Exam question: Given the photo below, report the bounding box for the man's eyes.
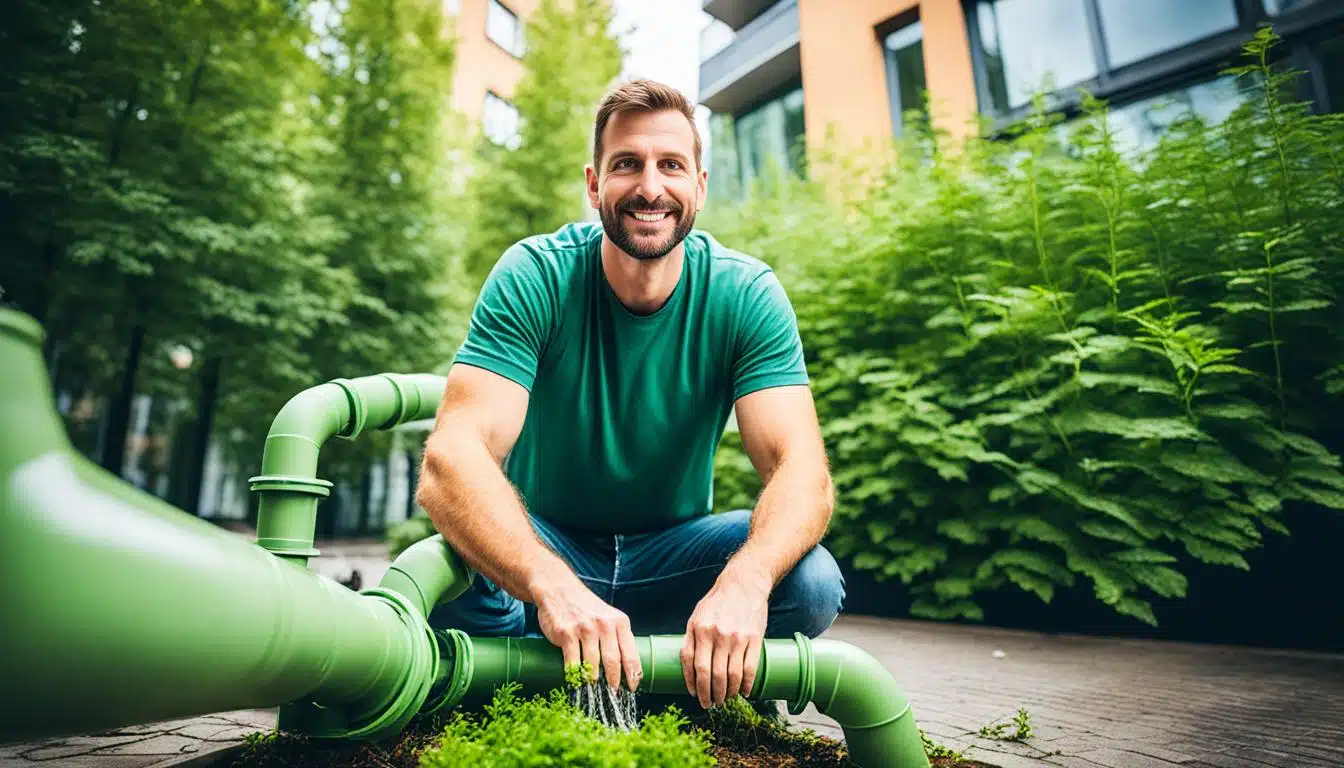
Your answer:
[612,158,684,171]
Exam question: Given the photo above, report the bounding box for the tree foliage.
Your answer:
[706,28,1344,625]
[462,0,623,282]
[0,0,468,496]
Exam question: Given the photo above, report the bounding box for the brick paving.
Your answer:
[4,542,1341,768]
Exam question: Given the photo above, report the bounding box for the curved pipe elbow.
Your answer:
[810,638,930,768]
[378,534,475,618]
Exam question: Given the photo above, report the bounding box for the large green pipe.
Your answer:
[0,310,446,744]
[0,307,930,766]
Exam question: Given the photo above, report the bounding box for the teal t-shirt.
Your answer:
[452,221,809,534]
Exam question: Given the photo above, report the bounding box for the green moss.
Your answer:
[418,683,714,768]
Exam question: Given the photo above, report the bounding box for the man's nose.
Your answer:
[633,163,666,200]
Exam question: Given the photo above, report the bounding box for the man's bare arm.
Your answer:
[681,383,834,707]
[724,384,834,590]
[414,363,641,691]
[415,364,572,600]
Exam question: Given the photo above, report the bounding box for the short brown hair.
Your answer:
[592,79,702,171]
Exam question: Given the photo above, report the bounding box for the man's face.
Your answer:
[587,109,708,261]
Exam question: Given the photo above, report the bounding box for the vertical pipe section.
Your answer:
[250,373,445,564]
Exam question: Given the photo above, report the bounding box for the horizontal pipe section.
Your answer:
[0,449,416,744]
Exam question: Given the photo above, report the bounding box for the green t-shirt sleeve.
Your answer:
[452,243,555,391]
[731,270,809,400]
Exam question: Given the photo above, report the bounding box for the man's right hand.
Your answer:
[535,578,642,693]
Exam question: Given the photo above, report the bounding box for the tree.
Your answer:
[462,0,624,281]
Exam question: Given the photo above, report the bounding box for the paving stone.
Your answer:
[1070,747,1188,768]
[18,735,154,760]
[99,735,208,757]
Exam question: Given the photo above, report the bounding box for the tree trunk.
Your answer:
[183,355,222,515]
[99,321,146,477]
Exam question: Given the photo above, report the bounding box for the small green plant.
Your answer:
[243,728,279,747]
[565,660,597,688]
[978,708,1034,742]
[418,683,714,767]
[921,728,966,761]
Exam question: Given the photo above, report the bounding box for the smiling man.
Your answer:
[414,80,843,712]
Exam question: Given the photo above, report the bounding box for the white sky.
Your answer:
[610,0,716,158]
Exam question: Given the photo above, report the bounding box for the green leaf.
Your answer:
[1004,567,1056,603]
[1110,548,1178,564]
[1059,410,1207,441]
[1114,597,1159,626]
[1183,539,1250,569]
[937,519,988,544]
[1077,372,1179,396]
[1246,487,1282,514]
[1130,564,1188,598]
[1160,447,1273,485]
[1080,520,1146,546]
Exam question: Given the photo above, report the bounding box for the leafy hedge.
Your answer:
[706,29,1344,625]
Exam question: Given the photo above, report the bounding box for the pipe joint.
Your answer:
[329,378,367,441]
[279,588,439,742]
[787,632,816,716]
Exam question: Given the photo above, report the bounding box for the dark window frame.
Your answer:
[877,8,926,137]
[963,0,1344,132]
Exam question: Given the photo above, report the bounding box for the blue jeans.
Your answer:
[427,509,846,639]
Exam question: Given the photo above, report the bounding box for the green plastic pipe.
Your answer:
[0,307,930,766]
[251,371,444,563]
[0,310,443,745]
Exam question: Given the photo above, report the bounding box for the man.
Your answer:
[414,79,844,712]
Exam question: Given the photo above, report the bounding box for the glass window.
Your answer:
[1318,35,1344,112]
[884,20,928,134]
[482,92,521,149]
[1097,0,1239,69]
[487,0,525,58]
[1264,0,1328,14]
[1107,74,1256,154]
[974,0,1098,112]
[734,86,806,188]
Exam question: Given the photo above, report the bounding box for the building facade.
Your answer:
[447,0,536,147]
[700,0,1344,194]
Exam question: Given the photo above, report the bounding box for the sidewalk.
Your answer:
[4,543,1341,768]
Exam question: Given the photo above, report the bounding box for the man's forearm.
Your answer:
[415,429,580,603]
[723,455,834,591]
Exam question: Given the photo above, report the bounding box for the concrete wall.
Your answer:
[796,0,978,149]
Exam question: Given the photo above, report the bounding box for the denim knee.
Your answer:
[768,545,846,638]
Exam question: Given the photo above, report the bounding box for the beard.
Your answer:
[598,193,697,261]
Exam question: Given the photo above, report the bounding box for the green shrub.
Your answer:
[386,513,437,559]
[418,683,714,768]
[707,28,1344,625]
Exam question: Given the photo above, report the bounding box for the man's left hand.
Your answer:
[680,565,771,708]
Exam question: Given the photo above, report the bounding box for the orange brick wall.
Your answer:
[449,0,538,121]
[796,0,978,148]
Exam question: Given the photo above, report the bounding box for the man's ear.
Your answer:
[585,164,600,210]
[697,166,708,211]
